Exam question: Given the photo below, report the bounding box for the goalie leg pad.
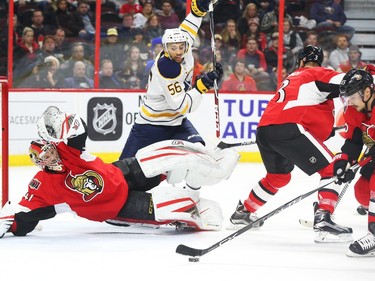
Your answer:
[136,140,239,188]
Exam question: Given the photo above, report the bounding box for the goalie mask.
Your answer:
[29,140,65,173]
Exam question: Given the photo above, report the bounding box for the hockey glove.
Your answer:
[333,153,355,184]
[191,0,211,17]
[194,63,223,94]
[0,201,15,238]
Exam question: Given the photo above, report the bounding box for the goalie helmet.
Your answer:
[162,28,189,58]
[339,68,374,98]
[297,45,323,66]
[29,140,65,173]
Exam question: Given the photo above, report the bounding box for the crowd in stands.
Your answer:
[0,0,369,91]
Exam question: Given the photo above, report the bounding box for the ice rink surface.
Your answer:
[2,163,374,281]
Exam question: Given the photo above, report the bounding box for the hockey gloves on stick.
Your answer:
[194,63,223,94]
[191,0,211,17]
[333,153,356,184]
[0,201,15,238]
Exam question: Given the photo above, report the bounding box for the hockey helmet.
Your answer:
[162,28,189,57]
[297,45,323,66]
[29,139,65,173]
[339,68,374,98]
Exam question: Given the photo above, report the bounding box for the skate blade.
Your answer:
[314,232,353,243]
[346,250,375,257]
[225,222,261,231]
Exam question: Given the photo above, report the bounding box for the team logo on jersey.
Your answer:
[65,170,104,202]
[29,178,41,190]
[87,98,123,141]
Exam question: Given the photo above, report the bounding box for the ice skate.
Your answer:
[227,201,263,230]
[347,223,375,257]
[313,209,353,243]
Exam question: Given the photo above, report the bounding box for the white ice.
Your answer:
[2,163,374,281]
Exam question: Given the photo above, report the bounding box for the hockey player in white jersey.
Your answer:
[119,0,223,160]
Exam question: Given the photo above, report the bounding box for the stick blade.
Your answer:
[176,244,204,257]
[217,141,229,149]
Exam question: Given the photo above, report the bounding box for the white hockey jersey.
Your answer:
[136,13,203,126]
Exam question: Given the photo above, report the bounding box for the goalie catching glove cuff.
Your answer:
[194,63,223,94]
[0,201,15,238]
[333,153,355,184]
[191,0,211,17]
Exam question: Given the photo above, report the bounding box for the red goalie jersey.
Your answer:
[18,142,128,223]
[258,67,343,142]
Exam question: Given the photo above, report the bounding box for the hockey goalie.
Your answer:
[0,106,239,238]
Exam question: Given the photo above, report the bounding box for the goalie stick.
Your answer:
[299,147,369,228]
[217,125,347,149]
[176,164,360,258]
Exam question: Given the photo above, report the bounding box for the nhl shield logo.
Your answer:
[93,103,117,135]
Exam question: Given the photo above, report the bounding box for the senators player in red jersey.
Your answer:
[229,45,354,243]
[337,68,375,257]
[0,106,239,238]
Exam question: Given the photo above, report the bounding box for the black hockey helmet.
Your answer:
[297,45,323,66]
[339,68,374,98]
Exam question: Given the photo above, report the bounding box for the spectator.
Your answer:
[74,0,96,41]
[221,59,258,92]
[329,33,349,70]
[60,42,94,79]
[157,0,180,29]
[336,45,367,73]
[29,9,55,46]
[221,19,242,60]
[54,0,81,38]
[53,28,70,61]
[13,27,40,87]
[133,0,154,28]
[322,49,335,70]
[269,65,288,91]
[310,0,355,40]
[119,0,143,18]
[32,55,63,88]
[99,59,122,89]
[100,28,126,73]
[144,14,164,41]
[192,47,204,82]
[213,0,241,26]
[241,17,267,51]
[304,30,319,47]
[260,0,292,39]
[63,60,94,88]
[141,36,163,88]
[127,28,149,61]
[236,37,270,87]
[237,3,259,36]
[118,13,136,45]
[200,34,226,65]
[283,18,304,63]
[34,35,63,68]
[116,46,145,89]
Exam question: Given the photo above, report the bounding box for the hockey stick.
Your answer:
[176,164,360,258]
[299,147,369,228]
[217,125,347,149]
[208,2,220,138]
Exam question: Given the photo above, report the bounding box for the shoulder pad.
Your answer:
[157,56,182,79]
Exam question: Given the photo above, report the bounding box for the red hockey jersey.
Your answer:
[258,67,342,142]
[18,142,129,222]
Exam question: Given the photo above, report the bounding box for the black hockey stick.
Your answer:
[217,125,347,149]
[176,163,360,258]
[208,2,220,138]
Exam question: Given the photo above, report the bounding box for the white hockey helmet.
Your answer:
[162,28,189,58]
[29,139,65,173]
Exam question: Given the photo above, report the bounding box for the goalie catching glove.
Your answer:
[0,201,15,238]
[37,106,86,142]
[194,63,223,94]
[333,153,356,184]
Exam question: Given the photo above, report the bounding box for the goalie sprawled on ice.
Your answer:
[0,106,239,238]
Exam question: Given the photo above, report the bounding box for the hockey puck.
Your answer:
[357,205,368,215]
[188,257,200,262]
